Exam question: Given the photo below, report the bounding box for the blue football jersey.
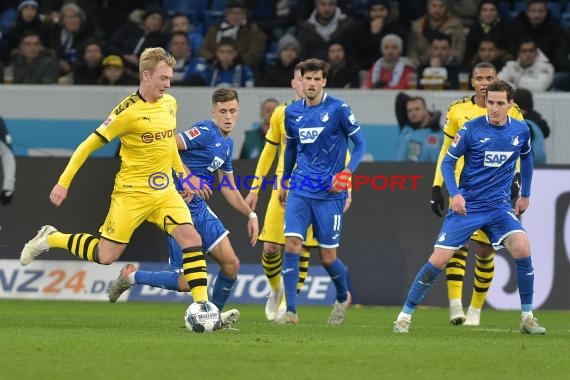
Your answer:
[444,115,531,211]
[178,120,234,185]
[284,93,361,199]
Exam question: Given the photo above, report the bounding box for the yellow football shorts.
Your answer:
[100,188,192,243]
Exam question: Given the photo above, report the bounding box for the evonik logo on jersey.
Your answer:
[299,127,324,144]
[484,151,514,167]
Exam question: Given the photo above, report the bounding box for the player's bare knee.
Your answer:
[263,242,281,256]
[319,248,337,266]
[220,256,239,277]
[284,237,302,253]
[473,241,494,257]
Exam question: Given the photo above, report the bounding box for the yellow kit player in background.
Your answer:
[20,47,210,304]
[245,62,352,322]
[431,62,524,326]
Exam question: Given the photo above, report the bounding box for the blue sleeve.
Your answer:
[243,65,255,87]
[283,137,297,178]
[179,123,211,150]
[520,130,533,197]
[347,129,366,172]
[338,102,366,172]
[442,127,468,196]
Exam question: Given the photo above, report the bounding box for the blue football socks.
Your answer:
[403,262,442,314]
[210,271,237,312]
[514,256,534,312]
[282,252,300,313]
[324,258,348,303]
[134,270,180,291]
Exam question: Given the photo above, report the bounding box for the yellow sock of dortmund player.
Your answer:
[182,246,208,302]
[470,252,494,309]
[262,249,282,292]
[47,232,100,263]
[297,247,310,293]
[446,247,468,301]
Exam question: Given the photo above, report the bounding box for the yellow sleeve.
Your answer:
[58,133,106,188]
[432,106,458,187]
[249,104,284,193]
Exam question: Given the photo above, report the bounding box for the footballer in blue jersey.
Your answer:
[107,89,258,329]
[394,81,546,335]
[275,59,366,325]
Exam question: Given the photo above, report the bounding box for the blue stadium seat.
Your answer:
[203,9,225,30]
[163,0,207,23]
[547,2,561,22]
[210,0,228,11]
[498,1,512,20]
[561,12,570,28]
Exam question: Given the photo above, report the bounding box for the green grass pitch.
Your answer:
[1,300,568,380]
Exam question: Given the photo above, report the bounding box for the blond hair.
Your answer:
[139,47,176,76]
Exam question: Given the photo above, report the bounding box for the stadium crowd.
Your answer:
[0,0,569,91]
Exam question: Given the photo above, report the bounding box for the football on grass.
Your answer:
[184,301,221,333]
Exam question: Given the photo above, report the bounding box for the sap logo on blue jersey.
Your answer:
[484,151,514,167]
[299,127,324,144]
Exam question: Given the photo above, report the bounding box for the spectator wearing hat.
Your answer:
[97,54,137,86]
[366,33,415,89]
[463,0,514,67]
[326,40,359,88]
[296,0,353,62]
[47,2,96,77]
[6,0,51,57]
[342,0,408,71]
[11,30,58,84]
[71,39,104,85]
[109,4,168,78]
[199,0,267,81]
[261,33,301,87]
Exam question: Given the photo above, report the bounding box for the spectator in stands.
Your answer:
[296,0,353,62]
[48,3,95,77]
[168,31,204,85]
[396,95,443,162]
[169,12,204,56]
[463,0,513,67]
[366,34,415,89]
[6,0,50,56]
[71,39,104,85]
[508,0,564,70]
[513,88,548,164]
[91,0,155,40]
[468,36,506,73]
[261,33,301,87]
[342,0,408,71]
[417,32,460,89]
[199,0,267,80]
[326,40,359,88]
[498,38,554,92]
[194,38,255,87]
[407,0,466,68]
[12,30,58,84]
[109,5,168,79]
[240,98,279,159]
[96,54,137,86]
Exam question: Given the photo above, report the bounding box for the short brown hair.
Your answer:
[486,80,514,101]
[212,88,239,104]
[301,58,329,79]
